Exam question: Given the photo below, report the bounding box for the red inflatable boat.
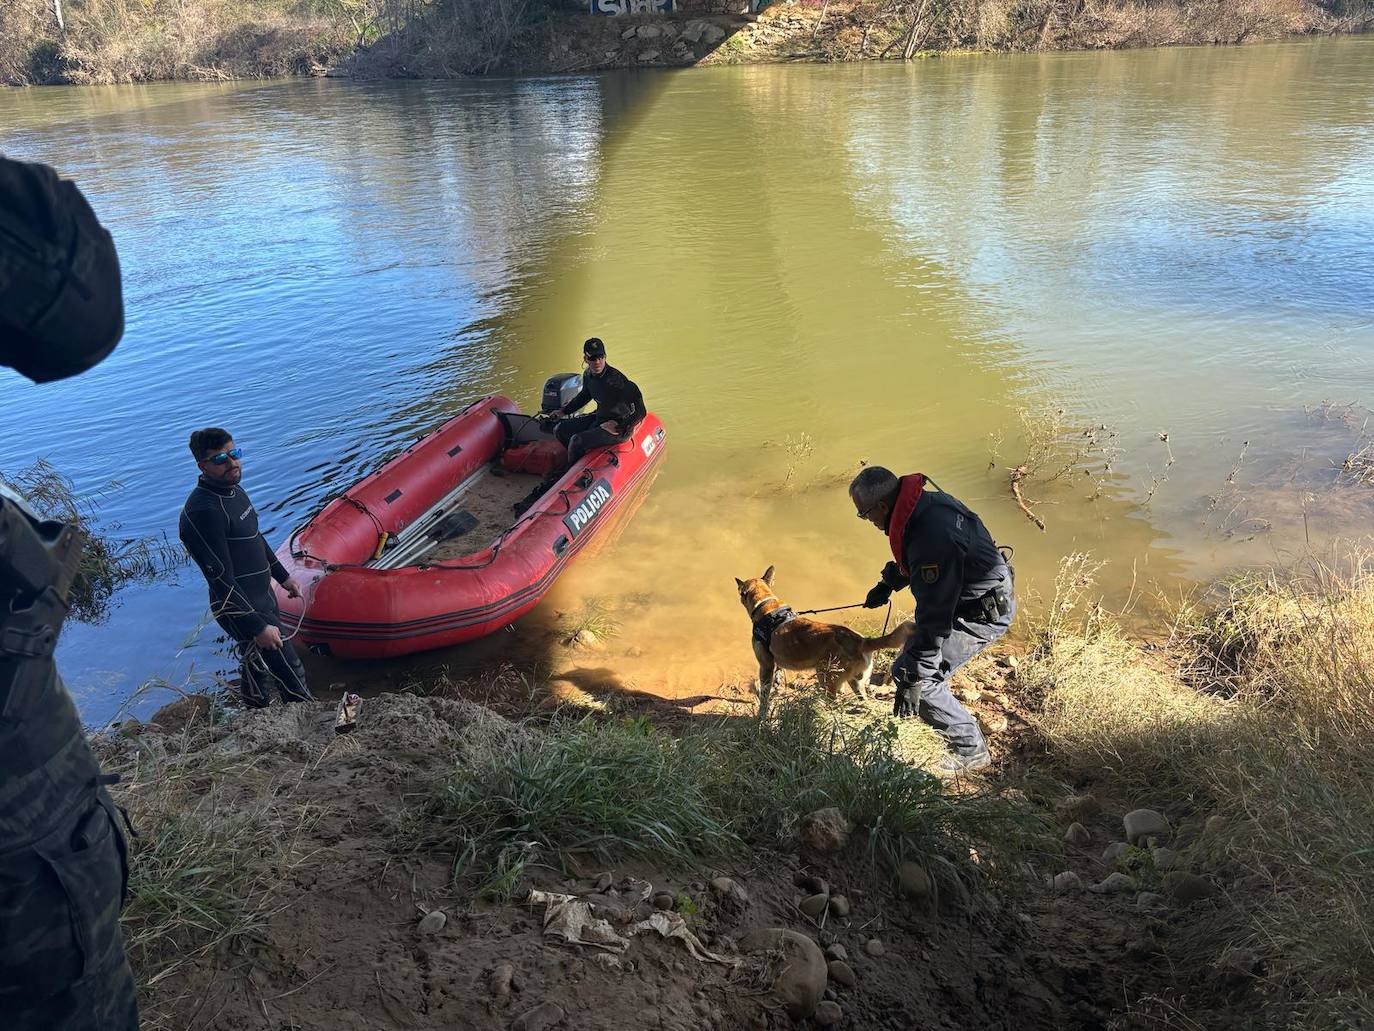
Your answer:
[273,394,666,658]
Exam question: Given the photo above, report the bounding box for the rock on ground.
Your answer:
[510,1001,565,1031]
[741,928,827,1021]
[1088,872,1137,895]
[800,808,853,852]
[1123,808,1171,845]
[1051,871,1084,894]
[827,960,857,988]
[1165,872,1219,905]
[898,861,932,901]
[1055,793,1101,821]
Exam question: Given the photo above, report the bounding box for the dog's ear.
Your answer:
[734,577,745,590]
[761,565,775,586]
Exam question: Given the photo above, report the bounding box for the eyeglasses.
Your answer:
[205,447,243,466]
[856,502,879,520]
[584,355,605,363]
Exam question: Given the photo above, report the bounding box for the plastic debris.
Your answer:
[335,692,361,734]
[527,891,630,953]
[627,910,738,966]
[525,890,736,966]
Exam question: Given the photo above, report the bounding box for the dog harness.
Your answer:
[752,604,798,649]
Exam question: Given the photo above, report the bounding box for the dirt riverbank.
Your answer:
[100,552,1374,1029]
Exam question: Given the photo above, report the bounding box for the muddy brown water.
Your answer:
[1,37,1372,724]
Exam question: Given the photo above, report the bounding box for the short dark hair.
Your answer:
[849,466,899,509]
[189,427,233,461]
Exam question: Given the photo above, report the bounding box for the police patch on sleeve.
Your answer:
[920,563,939,584]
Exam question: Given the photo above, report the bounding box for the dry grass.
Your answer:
[1021,552,1374,1027]
[556,597,622,644]
[847,0,1365,54]
[2,0,357,85]
[0,459,180,624]
[97,718,325,1022]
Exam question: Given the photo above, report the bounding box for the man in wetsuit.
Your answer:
[851,466,1015,775]
[179,428,313,708]
[549,337,646,463]
[0,155,139,1030]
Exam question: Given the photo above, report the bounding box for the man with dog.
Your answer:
[851,466,1014,775]
[548,337,646,463]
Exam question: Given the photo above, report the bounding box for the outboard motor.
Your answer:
[541,372,582,413]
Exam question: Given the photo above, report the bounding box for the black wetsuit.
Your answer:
[179,476,311,708]
[555,365,647,462]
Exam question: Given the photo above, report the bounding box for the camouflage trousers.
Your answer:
[0,788,139,1030]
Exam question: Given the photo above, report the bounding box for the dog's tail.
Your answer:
[862,620,915,654]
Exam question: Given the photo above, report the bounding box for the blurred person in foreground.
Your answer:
[0,154,139,1029]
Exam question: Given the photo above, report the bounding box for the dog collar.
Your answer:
[749,595,778,615]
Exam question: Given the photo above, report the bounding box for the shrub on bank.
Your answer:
[1023,554,1374,1027]
[4,0,1370,85]
[1,0,358,85]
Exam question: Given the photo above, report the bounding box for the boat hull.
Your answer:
[274,395,666,659]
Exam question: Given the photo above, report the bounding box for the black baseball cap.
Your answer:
[583,337,606,359]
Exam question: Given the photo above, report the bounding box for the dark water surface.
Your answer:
[2,39,1372,724]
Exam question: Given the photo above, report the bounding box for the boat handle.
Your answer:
[553,536,570,556]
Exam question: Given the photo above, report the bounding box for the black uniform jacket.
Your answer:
[564,364,646,434]
[880,489,1010,683]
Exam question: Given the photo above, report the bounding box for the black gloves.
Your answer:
[893,684,918,718]
[865,582,893,609]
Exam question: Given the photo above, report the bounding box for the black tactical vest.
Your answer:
[0,491,104,852]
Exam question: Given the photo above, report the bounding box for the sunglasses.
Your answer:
[204,447,243,466]
[584,354,605,363]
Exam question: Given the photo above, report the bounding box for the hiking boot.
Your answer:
[935,747,991,777]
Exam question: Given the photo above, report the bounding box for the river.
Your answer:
[2,37,1372,725]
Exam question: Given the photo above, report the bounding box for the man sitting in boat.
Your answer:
[548,337,646,462]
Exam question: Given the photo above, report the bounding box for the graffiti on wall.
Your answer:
[590,0,674,13]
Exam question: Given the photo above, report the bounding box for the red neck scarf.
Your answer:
[886,473,926,576]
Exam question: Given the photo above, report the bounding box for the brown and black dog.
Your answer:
[735,566,914,701]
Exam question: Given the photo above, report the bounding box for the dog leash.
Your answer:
[796,600,895,631]
[795,601,867,615]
